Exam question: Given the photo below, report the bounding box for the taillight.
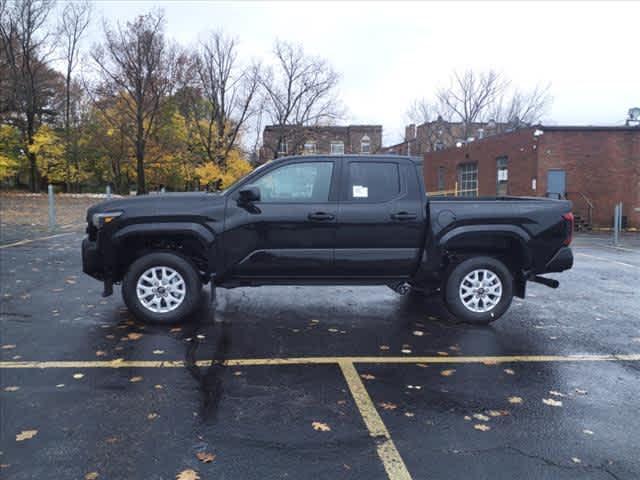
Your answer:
[563,212,574,245]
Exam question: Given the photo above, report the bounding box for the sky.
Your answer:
[73,0,640,144]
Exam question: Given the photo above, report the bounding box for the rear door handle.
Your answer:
[308,212,335,221]
[391,212,417,221]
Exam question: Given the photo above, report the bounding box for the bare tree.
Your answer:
[59,0,91,191]
[259,40,342,158]
[188,31,260,166]
[437,69,509,139]
[490,83,552,128]
[90,11,181,194]
[0,0,59,192]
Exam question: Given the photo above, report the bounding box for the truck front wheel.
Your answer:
[444,256,513,325]
[122,252,203,324]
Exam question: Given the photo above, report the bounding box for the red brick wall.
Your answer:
[422,126,640,228]
[422,128,539,197]
[537,129,640,227]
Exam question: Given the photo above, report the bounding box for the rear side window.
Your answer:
[347,162,400,202]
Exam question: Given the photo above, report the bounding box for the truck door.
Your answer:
[222,159,339,278]
[334,158,424,277]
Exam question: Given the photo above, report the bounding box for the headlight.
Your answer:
[92,211,123,228]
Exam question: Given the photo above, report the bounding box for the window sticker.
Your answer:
[352,185,368,198]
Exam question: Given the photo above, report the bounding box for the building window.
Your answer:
[434,140,445,151]
[496,156,508,196]
[330,141,344,155]
[277,139,287,155]
[437,166,445,191]
[457,163,478,197]
[303,141,317,154]
[360,135,371,153]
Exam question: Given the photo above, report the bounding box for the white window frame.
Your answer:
[360,135,371,154]
[277,140,288,155]
[303,141,317,154]
[330,141,345,155]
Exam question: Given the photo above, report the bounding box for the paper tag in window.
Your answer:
[352,185,368,198]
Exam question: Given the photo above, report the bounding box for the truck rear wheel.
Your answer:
[444,256,513,325]
[122,252,202,324]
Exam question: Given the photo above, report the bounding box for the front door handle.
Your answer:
[308,212,335,221]
[391,212,417,221]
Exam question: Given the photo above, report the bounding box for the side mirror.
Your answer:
[238,186,260,204]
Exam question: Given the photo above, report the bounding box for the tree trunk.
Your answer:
[136,144,146,195]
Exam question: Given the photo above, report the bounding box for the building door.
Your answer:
[547,170,566,199]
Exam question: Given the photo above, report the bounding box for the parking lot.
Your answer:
[1,228,639,480]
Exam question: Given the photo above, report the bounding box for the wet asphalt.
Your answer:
[1,232,639,479]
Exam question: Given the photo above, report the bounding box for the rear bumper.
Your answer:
[82,238,103,280]
[543,246,573,273]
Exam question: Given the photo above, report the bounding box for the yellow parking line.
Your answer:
[339,360,412,480]
[0,232,75,249]
[1,354,639,369]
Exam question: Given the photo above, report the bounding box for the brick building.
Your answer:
[380,118,510,156]
[421,125,640,229]
[259,124,382,163]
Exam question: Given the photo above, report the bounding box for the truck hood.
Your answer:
[86,192,225,222]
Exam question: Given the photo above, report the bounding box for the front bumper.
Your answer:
[543,246,574,273]
[82,238,103,280]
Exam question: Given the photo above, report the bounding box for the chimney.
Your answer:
[405,124,416,141]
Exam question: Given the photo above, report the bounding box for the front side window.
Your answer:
[330,141,344,155]
[457,162,478,197]
[252,162,333,202]
[347,162,400,202]
[496,156,508,196]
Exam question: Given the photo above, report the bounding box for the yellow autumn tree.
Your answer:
[0,124,22,180]
[195,149,253,189]
[29,125,66,184]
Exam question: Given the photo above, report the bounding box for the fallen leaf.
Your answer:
[473,424,491,431]
[127,333,143,340]
[65,278,76,285]
[542,398,563,407]
[4,386,19,392]
[328,328,338,333]
[504,368,515,375]
[378,402,397,410]
[571,457,581,464]
[95,351,106,357]
[508,396,523,404]
[233,371,243,376]
[401,348,412,354]
[176,469,200,480]
[196,334,205,340]
[412,330,424,336]
[130,376,143,383]
[416,363,428,368]
[549,390,566,397]
[440,369,456,377]
[449,345,461,352]
[170,327,182,333]
[16,430,38,441]
[437,351,449,356]
[154,384,164,389]
[196,452,216,463]
[407,384,422,390]
[360,374,376,380]
[487,410,510,417]
[482,360,498,365]
[472,413,490,421]
[379,345,390,351]
[1,345,16,350]
[56,384,65,388]
[85,472,99,480]
[583,429,594,435]
[73,373,84,379]
[152,350,165,355]
[147,413,158,420]
[312,421,331,432]
[575,388,588,395]
[463,415,471,421]
[404,412,415,417]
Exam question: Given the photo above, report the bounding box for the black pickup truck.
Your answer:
[82,155,573,325]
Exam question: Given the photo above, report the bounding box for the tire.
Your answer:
[122,252,202,324]
[444,256,513,325]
